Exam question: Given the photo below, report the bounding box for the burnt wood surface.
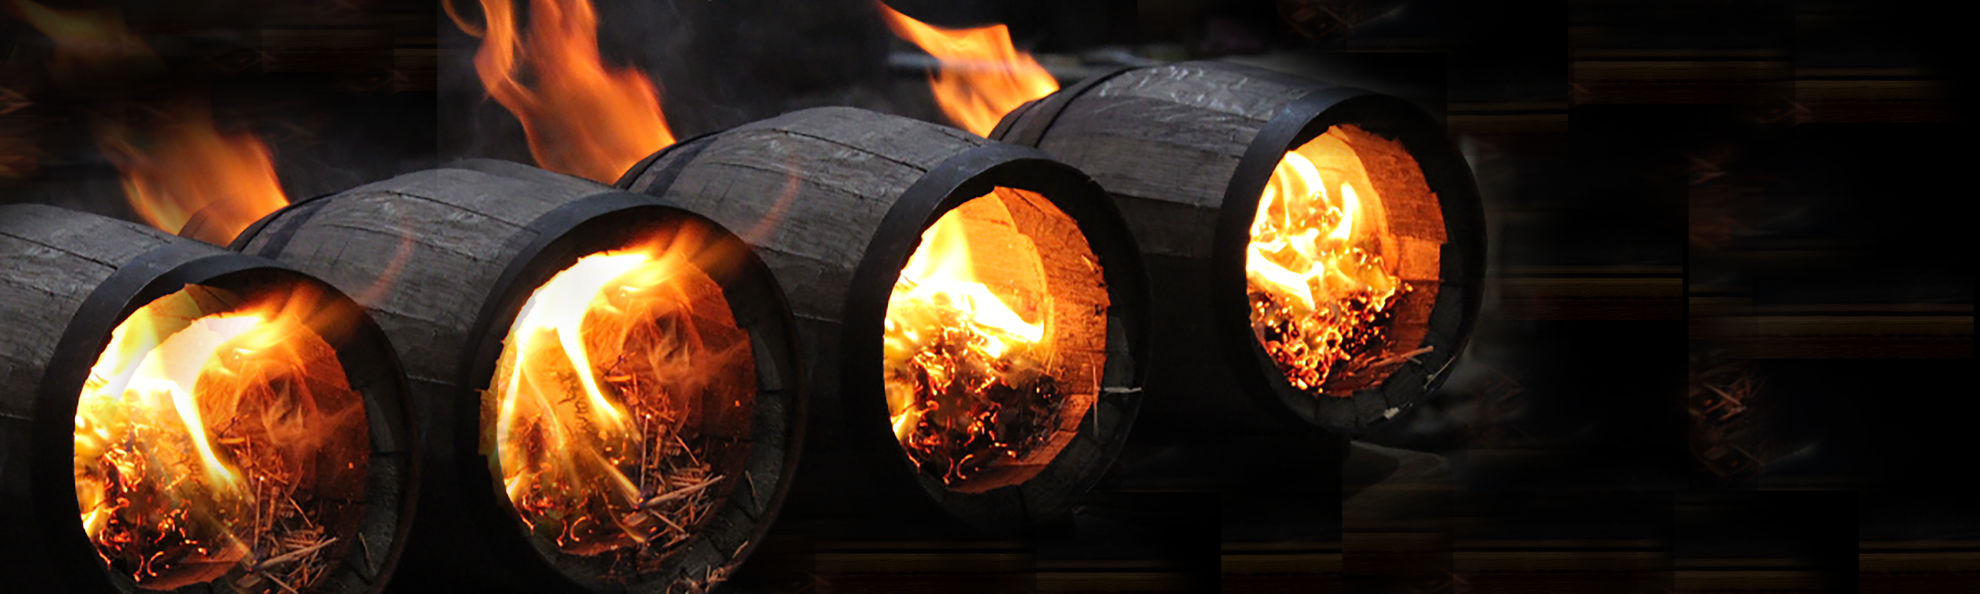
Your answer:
[233,160,800,593]
[993,60,1485,438]
[620,106,1147,534]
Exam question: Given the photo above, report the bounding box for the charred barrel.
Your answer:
[992,61,1486,437]
[0,204,415,594]
[228,160,803,593]
[619,107,1149,532]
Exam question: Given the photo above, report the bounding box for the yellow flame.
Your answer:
[876,2,1059,136]
[88,314,261,491]
[452,0,675,183]
[883,198,1045,443]
[490,228,753,556]
[74,285,370,588]
[1246,128,1404,393]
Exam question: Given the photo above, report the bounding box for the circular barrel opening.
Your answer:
[883,186,1109,493]
[1246,124,1445,398]
[482,219,759,582]
[74,281,377,592]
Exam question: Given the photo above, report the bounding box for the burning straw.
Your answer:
[487,241,754,579]
[74,287,369,593]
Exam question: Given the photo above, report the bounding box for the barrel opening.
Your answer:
[482,216,759,577]
[884,186,1110,494]
[74,279,378,592]
[1247,124,1445,399]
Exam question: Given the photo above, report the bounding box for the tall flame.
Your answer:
[75,285,370,589]
[451,0,675,183]
[1246,128,1405,395]
[876,2,1059,136]
[93,103,292,245]
[880,191,1104,489]
[489,229,753,558]
[9,0,289,245]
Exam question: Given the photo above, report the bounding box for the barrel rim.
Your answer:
[839,141,1153,533]
[30,233,418,594]
[1213,87,1489,434]
[453,190,807,591]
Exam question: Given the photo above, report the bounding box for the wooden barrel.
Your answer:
[228,160,802,593]
[0,204,415,594]
[618,107,1150,533]
[991,60,1486,437]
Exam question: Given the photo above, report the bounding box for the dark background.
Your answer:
[4,0,1974,591]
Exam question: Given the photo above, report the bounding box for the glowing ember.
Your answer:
[487,230,753,562]
[74,285,369,591]
[450,0,675,183]
[876,2,1059,136]
[9,0,289,245]
[884,191,1098,488]
[1247,126,1409,396]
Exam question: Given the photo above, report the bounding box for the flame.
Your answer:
[1246,128,1406,395]
[876,2,1059,136]
[489,228,753,558]
[451,0,674,183]
[93,103,291,245]
[74,285,370,589]
[9,0,288,244]
[883,191,1091,488]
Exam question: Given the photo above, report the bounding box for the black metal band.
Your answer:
[34,241,272,594]
[840,141,1152,531]
[988,67,1135,147]
[1213,85,1486,433]
[227,190,338,253]
[612,131,721,191]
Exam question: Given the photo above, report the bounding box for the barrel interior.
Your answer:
[883,186,1109,494]
[1245,123,1445,399]
[72,277,385,592]
[479,213,766,583]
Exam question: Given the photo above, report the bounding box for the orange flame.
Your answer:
[93,103,291,245]
[488,227,753,557]
[881,190,1110,489]
[75,285,370,589]
[451,0,675,183]
[876,2,1059,136]
[1246,127,1406,395]
[8,0,288,245]
[884,202,1047,442]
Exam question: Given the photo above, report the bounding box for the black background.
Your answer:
[3,0,1974,591]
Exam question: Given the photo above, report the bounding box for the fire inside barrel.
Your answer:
[74,284,370,592]
[1246,125,1441,398]
[883,188,1106,490]
[485,226,754,567]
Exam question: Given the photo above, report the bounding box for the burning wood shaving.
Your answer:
[75,292,369,594]
[887,307,1065,486]
[489,250,754,583]
[1250,287,1406,396]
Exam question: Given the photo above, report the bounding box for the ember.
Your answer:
[1246,125,1411,396]
[486,228,753,570]
[884,188,1100,489]
[74,284,369,592]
